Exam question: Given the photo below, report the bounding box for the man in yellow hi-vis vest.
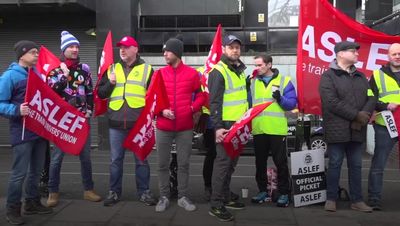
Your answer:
[208,35,248,222]
[97,36,156,207]
[368,43,400,211]
[250,54,297,207]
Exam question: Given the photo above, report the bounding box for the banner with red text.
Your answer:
[123,70,169,161]
[25,70,89,155]
[94,31,114,116]
[297,0,400,115]
[223,102,272,159]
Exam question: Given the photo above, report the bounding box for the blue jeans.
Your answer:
[326,141,363,202]
[48,136,93,192]
[109,128,150,197]
[368,124,397,201]
[7,138,47,206]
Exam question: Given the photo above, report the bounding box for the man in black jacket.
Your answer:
[208,35,248,222]
[97,36,156,207]
[319,41,376,213]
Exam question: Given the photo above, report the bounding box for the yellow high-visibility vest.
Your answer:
[251,74,290,135]
[211,61,248,121]
[109,63,151,110]
[373,69,399,126]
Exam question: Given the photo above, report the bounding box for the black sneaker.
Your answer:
[6,203,24,225]
[24,199,53,215]
[230,191,239,201]
[224,201,245,210]
[209,206,234,222]
[103,191,120,207]
[369,199,382,211]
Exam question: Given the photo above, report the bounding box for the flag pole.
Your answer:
[22,69,32,140]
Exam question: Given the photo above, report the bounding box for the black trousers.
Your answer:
[253,134,290,195]
[202,129,216,188]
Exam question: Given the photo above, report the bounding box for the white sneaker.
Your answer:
[177,196,196,211]
[155,196,169,212]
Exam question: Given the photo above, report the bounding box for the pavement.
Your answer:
[0,148,399,226]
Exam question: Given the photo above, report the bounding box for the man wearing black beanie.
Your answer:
[163,38,183,59]
[1,40,53,225]
[155,37,206,212]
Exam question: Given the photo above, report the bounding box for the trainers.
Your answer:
[24,199,53,215]
[47,192,59,207]
[6,203,24,225]
[230,191,239,201]
[140,190,157,206]
[276,194,289,207]
[224,201,245,210]
[351,201,373,213]
[251,191,271,204]
[177,196,197,211]
[103,191,120,207]
[84,190,102,202]
[204,187,212,201]
[368,199,382,211]
[209,206,234,222]
[324,200,336,212]
[155,196,170,212]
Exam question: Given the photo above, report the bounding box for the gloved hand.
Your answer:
[272,90,281,102]
[351,121,362,131]
[355,111,371,125]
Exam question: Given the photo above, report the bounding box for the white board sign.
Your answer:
[291,149,326,207]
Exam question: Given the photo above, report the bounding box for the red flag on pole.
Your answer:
[223,102,273,159]
[123,70,169,161]
[25,70,90,155]
[201,24,223,95]
[94,31,114,117]
[36,46,61,81]
[296,0,400,115]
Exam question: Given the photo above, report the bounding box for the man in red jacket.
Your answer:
[155,37,206,212]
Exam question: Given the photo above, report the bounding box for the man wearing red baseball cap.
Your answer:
[98,35,157,207]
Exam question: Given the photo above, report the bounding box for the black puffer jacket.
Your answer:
[319,60,376,143]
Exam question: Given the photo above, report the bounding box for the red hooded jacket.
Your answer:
[156,62,206,131]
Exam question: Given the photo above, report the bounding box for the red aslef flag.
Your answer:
[223,102,273,159]
[200,24,223,108]
[123,70,169,161]
[296,0,400,115]
[94,31,114,116]
[36,46,61,81]
[25,69,90,155]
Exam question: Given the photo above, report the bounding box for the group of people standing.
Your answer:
[0,29,398,225]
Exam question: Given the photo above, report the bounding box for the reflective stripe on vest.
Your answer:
[373,69,400,126]
[196,67,210,115]
[212,62,248,121]
[109,63,151,110]
[251,74,290,135]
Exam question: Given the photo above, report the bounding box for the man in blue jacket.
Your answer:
[0,40,52,225]
[250,54,297,207]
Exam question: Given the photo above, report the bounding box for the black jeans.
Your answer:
[253,134,290,195]
[202,129,216,188]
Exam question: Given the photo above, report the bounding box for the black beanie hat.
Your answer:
[163,38,184,59]
[14,40,39,60]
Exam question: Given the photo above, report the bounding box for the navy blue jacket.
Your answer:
[0,63,40,146]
